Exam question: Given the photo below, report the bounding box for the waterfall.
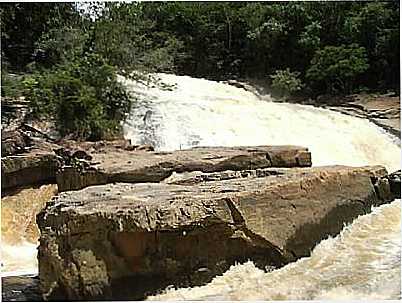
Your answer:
[122,73,400,172]
[1,73,399,301]
[1,184,58,276]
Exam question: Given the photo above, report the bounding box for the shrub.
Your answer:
[270,68,304,98]
[25,53,131,140]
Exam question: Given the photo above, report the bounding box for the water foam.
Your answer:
[149,200,401,300]
[122,73,400,172]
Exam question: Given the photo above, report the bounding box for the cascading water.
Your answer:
[120,73,401,300]
[122,74,400,172]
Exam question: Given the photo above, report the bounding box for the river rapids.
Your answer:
[122,73,401,300]
[1,73,400,300]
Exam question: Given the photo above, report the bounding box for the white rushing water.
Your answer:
[120,73,401,301]
[1,184,58,277]
[122,73,400,172]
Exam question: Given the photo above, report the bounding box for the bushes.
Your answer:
[270,68,304,98]
[25,54,131,140]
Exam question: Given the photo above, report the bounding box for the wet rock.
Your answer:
[310,94,401,139]
[37,165,391,300]
[224,80,258,95]
[134,144,155,151]
[388,170,401,198]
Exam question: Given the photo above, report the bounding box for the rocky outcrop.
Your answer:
[56,145,312,191]
[299,94,401,139]
[325,96,401,138]
[1,153,58,191]
[1,128,32,156]
[2,139,311,193]
[37,165,392,300]
[1,108,60,192]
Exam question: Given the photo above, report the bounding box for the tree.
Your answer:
[1,3,79,70]
[25,54,131,140]
[306,44,369,94]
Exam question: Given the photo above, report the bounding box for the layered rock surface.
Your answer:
[2,141,311,193]
[37,165,393,300]
[56,145,312,191]
[1,153,58,191]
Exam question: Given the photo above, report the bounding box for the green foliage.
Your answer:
[306,44,369,94]
[0,3,79,70]
[270,69,304,98]
[342,2,400,89]
[1,71,26,98]
[298,21,322,50]
[1,1,400,130]
[35,27,90,67]
[25,54,131,140]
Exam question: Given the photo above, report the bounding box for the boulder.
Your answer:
[37,165,392,300]
[2,145,311,193]
[56,145,311,191]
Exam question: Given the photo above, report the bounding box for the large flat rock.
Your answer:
[57,145,311,191]
[1,145,310,193]
[37,165,392,300]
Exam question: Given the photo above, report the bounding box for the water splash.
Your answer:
[149,200,401,301]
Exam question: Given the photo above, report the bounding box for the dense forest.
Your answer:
[1,2,400,140]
